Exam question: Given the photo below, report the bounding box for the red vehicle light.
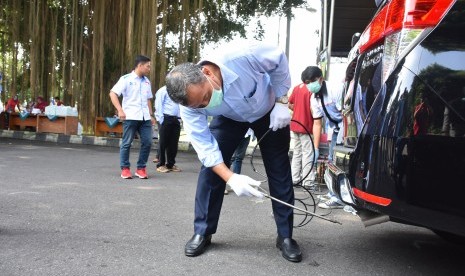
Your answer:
[404,0,455,27]
[353,187,392,206]
[384,0,405,35]
[359,0,454,53]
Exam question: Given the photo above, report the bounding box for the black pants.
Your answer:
[193,112,294,238]
[157,115,181,168]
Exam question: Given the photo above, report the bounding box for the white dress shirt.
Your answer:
[111,71,153,120]
[181,42,291,167]
[154,86,180,125]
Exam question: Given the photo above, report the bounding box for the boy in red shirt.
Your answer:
[289,67,316,187]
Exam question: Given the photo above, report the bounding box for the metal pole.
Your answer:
[262,193,342,225]
[323,0,327,51]
[256,186,342,225]
[327,0,335,80]
[285,10,291,59]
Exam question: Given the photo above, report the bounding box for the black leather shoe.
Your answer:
[185,234,212,257]
[276,236,302,262]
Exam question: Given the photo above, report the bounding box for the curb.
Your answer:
[0,130,195,152]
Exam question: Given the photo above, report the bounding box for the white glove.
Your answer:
[226,174,264,198]
[269,103,291,131]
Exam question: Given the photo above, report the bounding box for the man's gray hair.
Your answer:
[166,62,205,106]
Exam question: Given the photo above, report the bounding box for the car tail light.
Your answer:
[353,188,392,207]
[359,0,455,82]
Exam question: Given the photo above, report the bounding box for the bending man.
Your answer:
[165,42,302,262]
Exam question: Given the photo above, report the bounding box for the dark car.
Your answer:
[326,0,465,241]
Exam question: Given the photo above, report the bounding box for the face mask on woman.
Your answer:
[307,80,322,93]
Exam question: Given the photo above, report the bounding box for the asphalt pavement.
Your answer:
[1,138,464,275]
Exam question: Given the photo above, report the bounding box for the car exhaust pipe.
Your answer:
[357,209,390,227]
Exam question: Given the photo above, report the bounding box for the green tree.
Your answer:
[0,0,307,133]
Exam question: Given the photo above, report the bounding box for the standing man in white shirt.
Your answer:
[165,42,302,262]
[154,85,182,173]
[109,55,155,179]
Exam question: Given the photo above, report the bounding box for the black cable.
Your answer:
[249,119,335,228]
[250,119,315,185]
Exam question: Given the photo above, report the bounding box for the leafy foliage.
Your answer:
[0,0,307,132]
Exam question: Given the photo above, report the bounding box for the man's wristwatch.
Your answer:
[275,95,289,104]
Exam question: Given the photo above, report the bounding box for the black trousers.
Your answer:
[157,115,181,168]
[193,112,294,238]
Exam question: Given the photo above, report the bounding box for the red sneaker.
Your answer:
[121,167,132,179]
[135,168,148,179]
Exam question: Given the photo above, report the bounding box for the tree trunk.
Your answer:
[150,0,159,92]
[62,0,69,104]
[159,0,168,83]
[127,0,135,64]
[50,9,58,97]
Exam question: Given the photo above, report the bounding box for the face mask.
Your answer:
[205,76,223,109]
[307,80,322,93]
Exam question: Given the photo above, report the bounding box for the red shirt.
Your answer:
[35,101,48,112]
[6,98,19,112]
[289,83,314,134]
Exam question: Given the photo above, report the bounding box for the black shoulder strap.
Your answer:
[320,85,340,130]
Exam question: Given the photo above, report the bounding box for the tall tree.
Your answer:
[0,0,307,132]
